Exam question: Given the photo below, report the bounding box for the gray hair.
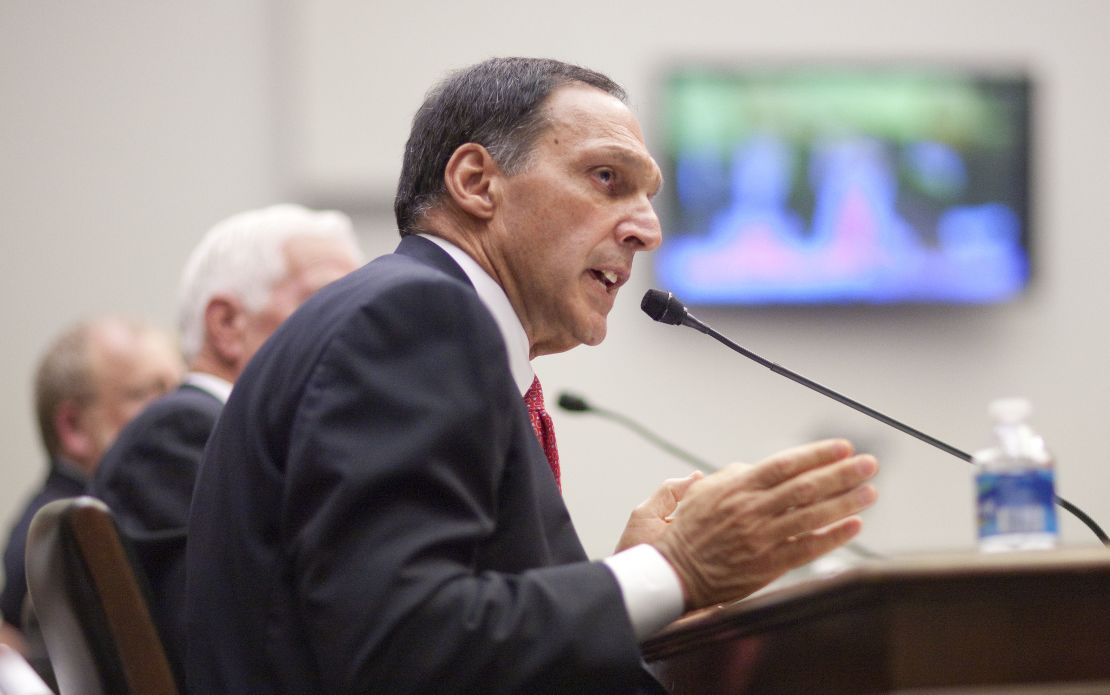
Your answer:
[177,204,361,362]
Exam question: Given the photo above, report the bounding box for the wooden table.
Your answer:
[643,548,1110,694]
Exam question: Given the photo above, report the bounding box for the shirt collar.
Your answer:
[418,234,534,395]
[184,371,234,404]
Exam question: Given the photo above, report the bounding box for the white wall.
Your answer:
[0,1,276,559]
[2,1,1108,578]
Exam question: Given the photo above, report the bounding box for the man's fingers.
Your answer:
[745,439,855,489]
[654,440,880,609]
[635,471,703,518]
[669,470,703,498]
[770,516,865,570]
[763,483,878,541]
[760,453,878,515]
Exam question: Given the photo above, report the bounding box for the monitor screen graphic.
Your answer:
[654,67,1032,305]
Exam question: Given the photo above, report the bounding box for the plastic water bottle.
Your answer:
[973,398,1058,552]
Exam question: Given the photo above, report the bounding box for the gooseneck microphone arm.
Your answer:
[645,290,973,463]
[556,389,886,560]
[557,392,717,475]
[640,289,1109,546]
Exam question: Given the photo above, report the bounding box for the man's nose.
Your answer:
[618,202,663,252]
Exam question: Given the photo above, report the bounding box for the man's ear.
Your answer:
[204,296,246,366]
[54,399,95,467]
[443,143,498,221]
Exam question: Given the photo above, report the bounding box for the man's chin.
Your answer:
[585,331,607,347]
[578,320,608,348]
[533,322,607,357]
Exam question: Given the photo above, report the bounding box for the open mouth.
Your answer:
[591,269,619,290]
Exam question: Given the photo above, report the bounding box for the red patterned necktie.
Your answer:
[524,376,561,491]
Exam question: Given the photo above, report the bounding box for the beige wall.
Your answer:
[2,1,1108,581]
[0,1,277,577]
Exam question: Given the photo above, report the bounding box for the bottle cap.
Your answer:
[989,397,1032,424]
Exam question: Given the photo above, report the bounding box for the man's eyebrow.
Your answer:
[589,145,649,167]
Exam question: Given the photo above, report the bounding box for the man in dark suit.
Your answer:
[88,204,362,688]
[1,316,181,637]
[186,58,879,693]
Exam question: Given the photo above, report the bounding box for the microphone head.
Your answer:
[641,289,687,326]
[556,392,591,412]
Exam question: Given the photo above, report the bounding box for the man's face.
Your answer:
[488,84,663,357]
[79,324,183,469]
[240,235,361,363]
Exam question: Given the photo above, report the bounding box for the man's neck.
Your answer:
[415,222,502,285]
[188,353,239,386]
[52,455,91,482]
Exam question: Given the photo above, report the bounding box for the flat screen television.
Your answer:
[653,65,1033,305]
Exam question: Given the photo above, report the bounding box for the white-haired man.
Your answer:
[88,204,362,687]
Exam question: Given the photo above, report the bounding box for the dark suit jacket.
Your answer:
[186,236,659,694]
[1,461,86,628]
[88,383,223,691]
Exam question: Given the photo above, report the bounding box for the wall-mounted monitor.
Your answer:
[653,65,1033,305]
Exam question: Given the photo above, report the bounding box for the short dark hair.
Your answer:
[394,57,627,236]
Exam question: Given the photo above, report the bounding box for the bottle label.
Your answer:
[976,469,1058,538]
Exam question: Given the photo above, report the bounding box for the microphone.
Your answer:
[640,289,1110,546]
[556,391,716,474]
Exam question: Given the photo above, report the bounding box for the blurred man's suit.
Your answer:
[1,462,85,628]
[89,382,223,688]
[186,235,665,694]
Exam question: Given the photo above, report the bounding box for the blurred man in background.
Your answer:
[88,204,363,688]
[1,316,182,635]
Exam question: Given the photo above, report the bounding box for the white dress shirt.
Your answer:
[420,234,684,641]
[184,371,233,404]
